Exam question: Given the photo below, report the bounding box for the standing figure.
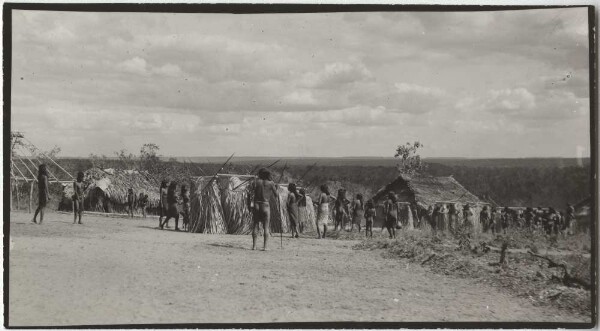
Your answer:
[139,193,148,218]
[159,180,169,228]
[383,191,398,239]
[297,188,308,233]
[463,204,474,233]
[364,200,376,238]
[315,184,332,239]
[448,203,458,233]
[492,207,502,234]
[430,205,440,235]
[251,168,278,250]
[524,207,535,230]
[438,204,449,233]
[181,185,190,231]
[351,194,365,232]
[160,182,180,231]
[32,164,50,224]
[333,189,350,231]
[127,188,135,218]
[565,203,576,235]
[73,171,85,224]
[480,205,491,233]
[287,183,300,238]
[501,207,511,234]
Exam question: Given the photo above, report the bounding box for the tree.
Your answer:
[140,143,161,175]
[115,149,136,170]
[394,141,427,175]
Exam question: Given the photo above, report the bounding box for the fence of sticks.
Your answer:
[189,174,316,235]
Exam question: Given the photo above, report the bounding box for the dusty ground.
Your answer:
[7,210,588,326]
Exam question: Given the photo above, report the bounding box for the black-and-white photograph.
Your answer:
[4,2,596,328]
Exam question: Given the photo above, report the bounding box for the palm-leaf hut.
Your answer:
[59,168,160,214]
[188,175,316,235]
[372,173,486,232]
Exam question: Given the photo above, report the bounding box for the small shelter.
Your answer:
[188,174,316,235]
[372,173,486,232]
[60,167,160,214]
[10,132,74,212]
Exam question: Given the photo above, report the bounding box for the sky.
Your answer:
[10,8,591,158]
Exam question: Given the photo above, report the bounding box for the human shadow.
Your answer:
[206,242,250,251]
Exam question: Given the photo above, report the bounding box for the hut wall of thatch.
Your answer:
[58,168,160,215]
[187,175,317,235]
[373,174,487,233]
[218,176,253,235]
[189,177,227,234]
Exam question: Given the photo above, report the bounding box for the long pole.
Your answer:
[200,153,235,233]
[29,181,34,213]
[232,159,281,191]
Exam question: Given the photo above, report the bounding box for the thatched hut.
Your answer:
[59,168,160,214]
[188,175,316,235]
[372,174,486,232]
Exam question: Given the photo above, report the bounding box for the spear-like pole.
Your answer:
[232,158,281,191]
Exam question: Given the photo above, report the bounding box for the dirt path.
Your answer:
[8,211,585,326]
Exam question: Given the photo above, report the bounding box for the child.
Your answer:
[364,200,376,238]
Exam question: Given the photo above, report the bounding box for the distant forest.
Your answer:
[52,157,592,209]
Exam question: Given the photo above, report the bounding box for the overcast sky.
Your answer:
[11,8,590,158]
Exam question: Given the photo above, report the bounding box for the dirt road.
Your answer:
[7,211,585,326]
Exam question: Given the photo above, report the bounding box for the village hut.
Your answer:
[372,174,486,233]
[187,175,317,235]
[59,168,160,214]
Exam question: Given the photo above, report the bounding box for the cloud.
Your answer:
[9,9,591,158]
[300,61,373,88]
[118,57,149,75]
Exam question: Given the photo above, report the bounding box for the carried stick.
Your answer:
[232,159,281,191]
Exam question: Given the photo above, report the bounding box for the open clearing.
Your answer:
[7,211,587,326]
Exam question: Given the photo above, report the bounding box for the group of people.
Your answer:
[479,205,577,235]
[422,203,477,235]
[126,189,150,218]
[27,163,579,247]
[157,180,191,231]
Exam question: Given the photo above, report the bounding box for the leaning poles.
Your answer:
[198,153,235,233]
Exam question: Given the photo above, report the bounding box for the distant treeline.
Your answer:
[52,158,591,208]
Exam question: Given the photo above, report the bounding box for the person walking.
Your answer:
[251,168,278,250]
[315,184,332,239]
[351,193,365,232]
[32,164,50,224]
[160,182,180,231]
[364,200,376,238]
[383,191,398,239]
[73,171,85,224]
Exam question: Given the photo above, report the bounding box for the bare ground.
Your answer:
[7,211,588,326]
